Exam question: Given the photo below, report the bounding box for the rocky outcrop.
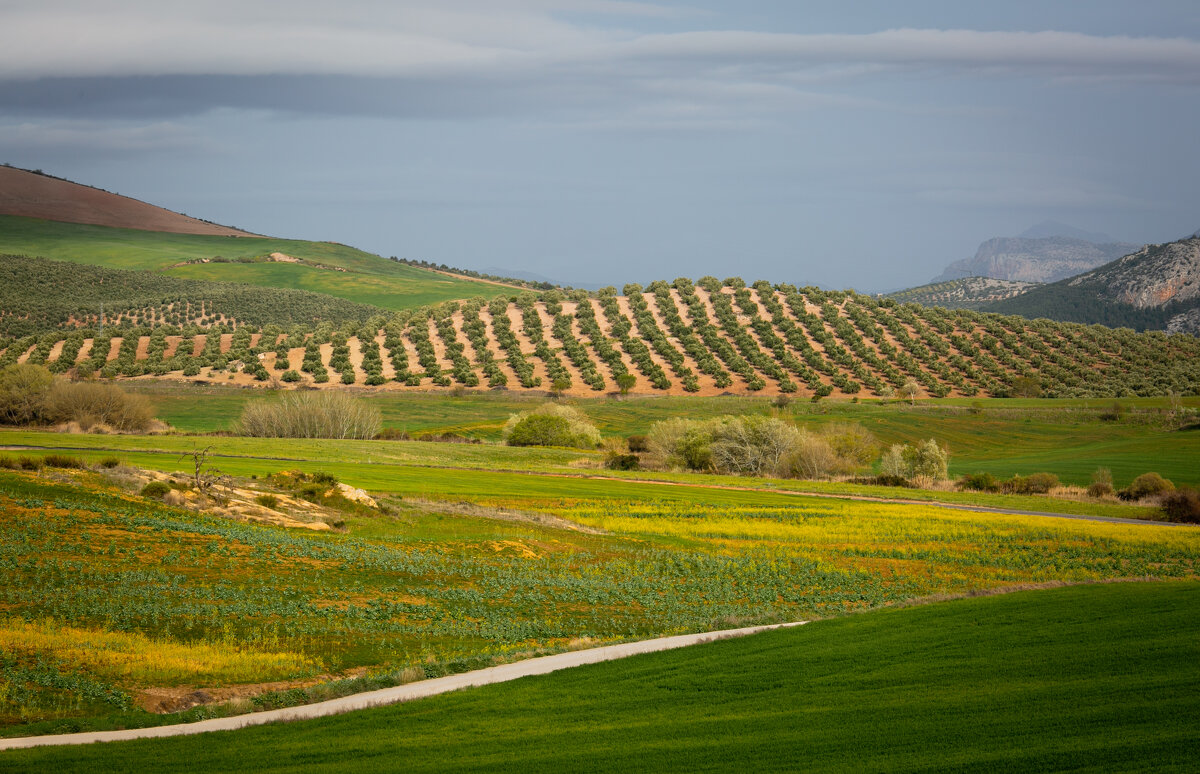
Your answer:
[935,236,1139,284]
[1068,238,1200,309]
[1167,307,1200,335]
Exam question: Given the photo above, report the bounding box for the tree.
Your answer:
[616,373,636,395]
[900,379,921,405]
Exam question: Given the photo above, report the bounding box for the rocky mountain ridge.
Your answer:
[934,235,1140,284]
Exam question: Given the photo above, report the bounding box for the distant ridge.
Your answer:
[0,165,257,237]
[1018,220,1114,243]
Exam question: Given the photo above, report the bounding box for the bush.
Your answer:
[1004,472,1060,495]
[604,452,640,471]
[140,481,171,499]
[626,435,649,453]
[710,416,802,477]
[879,439,950,482]
[45,380,155,431]
[374,427,411,441]
[255,494,279,509]
[42,454,86,469]
[1161,488,1200,523]
[1087,468,1115,499]
[1120,472,1175,501]
[0,363,55,424]
[959,472,1001,492]
[280,370,301,383]
[98,456,123,469]
[237,391,381,439]
[503,404,600,449]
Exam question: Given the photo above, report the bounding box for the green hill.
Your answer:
[0,254,388,336]
[10,582,1198,772]
[0,215,500,311]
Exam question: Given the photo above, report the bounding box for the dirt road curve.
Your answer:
[0,621,807,750]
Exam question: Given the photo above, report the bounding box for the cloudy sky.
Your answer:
[2,1,1198,290]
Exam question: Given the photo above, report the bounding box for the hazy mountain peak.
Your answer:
[1018,220,1113,243]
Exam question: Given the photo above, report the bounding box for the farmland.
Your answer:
[1,415,1198,737]
[4,274,1199,399]
[0,217,498,313]
[5,582,1198,771]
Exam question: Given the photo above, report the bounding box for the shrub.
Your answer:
[503,404,600,449]
[16,455,41,470]
[626,435,649,453]
[710,416,802,477]
[1161,488,1200,523]
[42,454,86,469]
[98,456,123,469]
[1120,472,1175,501]
[959,472,1001,492]
[140,481,171,499]
[604,452,640,471]
[0,363,55,424]
[1004,472,1060,495]
[280,369,301,383]
[375,427,411,441]
[237,391,381,439]
[255,494,279,509]
[1087,468,1115,499]
[45,380,155,431]
[879,439,950,482]
[781,433,840,479]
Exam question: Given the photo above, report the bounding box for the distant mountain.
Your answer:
[885,277,1038,310]
[985,236,1200,332]
[0,165,254,236]
[1018,220,1114,243]
[934,235,1140,284]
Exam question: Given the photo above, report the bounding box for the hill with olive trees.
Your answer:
[4,276,1197,399]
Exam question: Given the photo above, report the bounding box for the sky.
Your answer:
[1,1,1198,292]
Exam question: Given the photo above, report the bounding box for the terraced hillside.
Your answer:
[6,277,1198,398]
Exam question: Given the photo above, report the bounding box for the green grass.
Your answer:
[0,215,499,310]
[0,428,1165,521]
[8,582,1198,773]
[128,383,1200,488]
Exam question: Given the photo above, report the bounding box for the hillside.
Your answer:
[885,277,1038,310]
[0,166,253,236]
[0,215,500,311]
[935,235,1139,284]
[0,254,386,337]
[988,236,1200,332]
[5,277,1197,398]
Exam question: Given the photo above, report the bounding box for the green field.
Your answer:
[0,216,497,310]
[7,582,1198,772]
[126,383,1200,488]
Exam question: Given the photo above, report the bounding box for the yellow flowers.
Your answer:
[0,618,316,686]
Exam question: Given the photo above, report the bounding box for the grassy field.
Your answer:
[6,582,1198,772]
[126,383,1200,487]
[1,445,1197,738]
[0,215,497,310]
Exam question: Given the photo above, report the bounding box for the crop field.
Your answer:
[0,217,496,312]
[5,582,1198,772]
[5,276,1198,400]
[1,434,1197,738]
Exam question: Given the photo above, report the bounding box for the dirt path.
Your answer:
[0,621,807,750]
